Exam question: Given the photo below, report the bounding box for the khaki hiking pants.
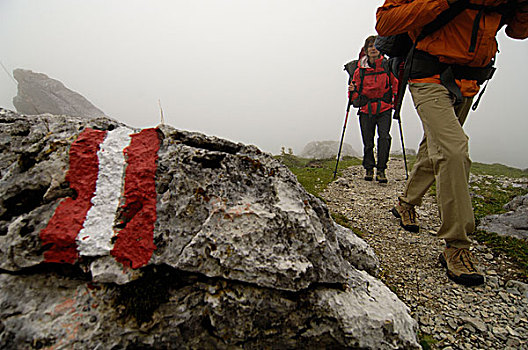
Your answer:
[400,83,474,249]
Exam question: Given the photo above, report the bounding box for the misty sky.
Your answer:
[1,0,527,168]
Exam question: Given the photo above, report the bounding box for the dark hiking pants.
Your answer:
[359,109,392,171]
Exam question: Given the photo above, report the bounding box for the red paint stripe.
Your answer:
[40,128,108,264]
[111,128,159,268]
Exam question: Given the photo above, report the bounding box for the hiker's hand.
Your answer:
[348,83,355,92]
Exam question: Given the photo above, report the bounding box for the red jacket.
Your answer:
[350,56,399,115]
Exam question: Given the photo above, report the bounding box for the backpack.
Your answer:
[344,58,394,115]
[343,59,358,86]
[374,0,515,115]
[344,59,367,108]
[343,47,366,82]
[353,59,394,111]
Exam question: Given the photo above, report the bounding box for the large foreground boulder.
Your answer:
[12,69,106,118]
[0,108,419,349]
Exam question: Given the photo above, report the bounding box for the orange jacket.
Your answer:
[376,0,528,96]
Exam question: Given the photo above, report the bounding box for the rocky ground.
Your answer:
[321,159,528,350]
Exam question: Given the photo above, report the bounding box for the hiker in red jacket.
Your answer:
[377,0,528,286]
[349,35,399,183]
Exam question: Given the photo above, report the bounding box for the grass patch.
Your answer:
[275,155,362,197]
[418,332,437,350]
[406,155,417,171]
[471,162,528,178]
[331,212,365,238]
[471,179,526,221]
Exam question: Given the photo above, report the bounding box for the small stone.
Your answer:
[506,338,521,348]
[463,324,476,333]
[419,315,431,326]
[447,318,458,330]
[467,318,487,333]
[506,280,528,296]
[498,291,511,303]
[505,325,520,337]
[492,326,508,339]
[487,276,500,288]
[514,326,526,336]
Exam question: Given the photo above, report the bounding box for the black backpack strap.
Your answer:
[358,67,366,95]
[417,0,470,41]
[465,2,517,52]
[411,50,496,84]
[382,60,394,104]
[351,67,369,109]
[469,8,484,52]
[440,67,463,103]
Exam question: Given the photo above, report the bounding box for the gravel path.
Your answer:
[321,159,528,350]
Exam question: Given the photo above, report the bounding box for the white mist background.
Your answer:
[1,0,527,168]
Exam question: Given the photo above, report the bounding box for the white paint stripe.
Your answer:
[76,127,134,256]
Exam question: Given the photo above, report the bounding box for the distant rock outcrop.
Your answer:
[0,108,419,349]
[478,193,528,240]
[300,140,358,159]
[391,148,417,156]
[12,69,106,118]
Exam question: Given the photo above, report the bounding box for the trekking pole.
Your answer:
[393,59,410,180]
[396,115,409,179]
[333,98,352,180]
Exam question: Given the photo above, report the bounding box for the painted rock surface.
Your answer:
[0,108,419,349]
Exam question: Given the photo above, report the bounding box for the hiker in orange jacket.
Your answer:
[349,36,398,183]
[377,0,528,286]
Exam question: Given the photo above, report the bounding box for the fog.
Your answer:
[1,0,527,168]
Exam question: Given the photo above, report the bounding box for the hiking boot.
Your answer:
[376,170,388,183]
[390,200,419,232]
[439,247,485,286]
[364,169,374,181]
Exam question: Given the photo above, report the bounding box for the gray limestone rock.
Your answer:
[0,108,419,349]
[300,140,358,160]
[477,194,528,240]
[12,69,106,118]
